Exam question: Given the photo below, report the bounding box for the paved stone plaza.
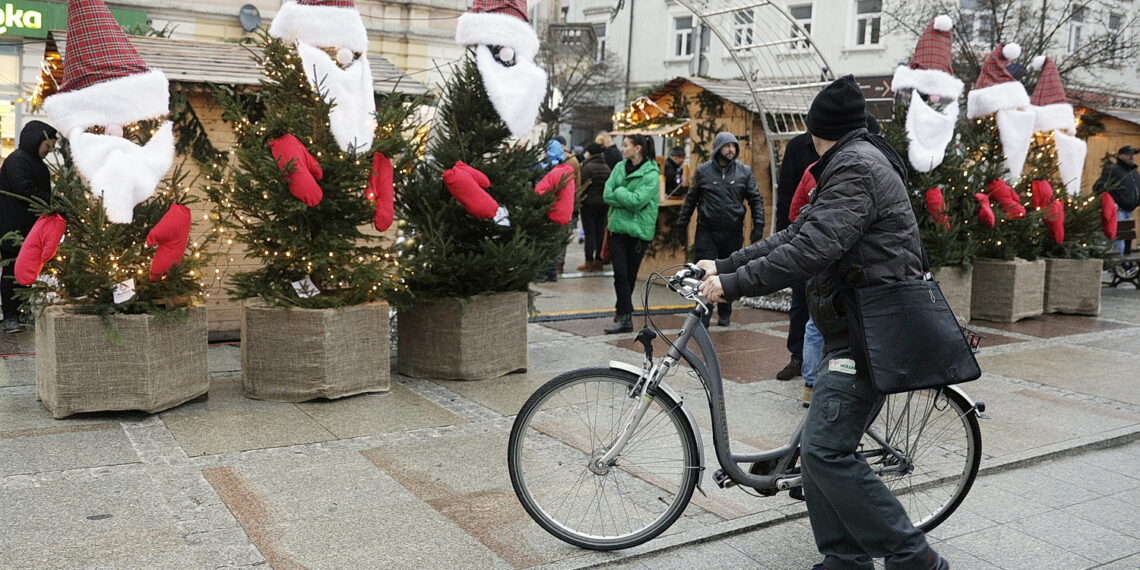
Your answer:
[1,275,1138,569]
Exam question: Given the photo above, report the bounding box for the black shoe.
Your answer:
[2,316,21,333]
[716,315,730,327]
[604,314,633,334]
[776,357,802,381]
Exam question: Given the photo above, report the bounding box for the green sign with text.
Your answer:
[0,1,146,39]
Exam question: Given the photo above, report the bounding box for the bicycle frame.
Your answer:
[604,299,982,494]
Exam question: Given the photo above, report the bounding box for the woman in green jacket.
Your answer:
[603,134,660,333]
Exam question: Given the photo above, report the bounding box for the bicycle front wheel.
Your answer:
[508,368,700,550]
[861,387,982,532]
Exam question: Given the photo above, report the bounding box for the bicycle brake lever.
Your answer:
[635,327,656,360]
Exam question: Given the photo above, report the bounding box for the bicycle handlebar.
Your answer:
[666,264,711,308]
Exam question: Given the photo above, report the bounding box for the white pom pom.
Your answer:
[933,15,953,32]
[337,48,354,66]
[1030,55,1046,71]
[105,124,123,138]
[1003,43,1021,60]
[498,46,515,63]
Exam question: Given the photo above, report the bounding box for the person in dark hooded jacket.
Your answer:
[696,76,950,570]
[0,120,58,332]
[677,131,765,327]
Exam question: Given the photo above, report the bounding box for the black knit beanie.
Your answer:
[807,75,867,140]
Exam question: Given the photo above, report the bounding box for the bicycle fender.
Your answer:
[609,361,706,492]
[944,385,986,418]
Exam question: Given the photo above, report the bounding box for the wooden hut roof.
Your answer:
[44,31,428,96]
[650,77,816,116]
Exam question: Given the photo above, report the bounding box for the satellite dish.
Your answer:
[238,4,261,32]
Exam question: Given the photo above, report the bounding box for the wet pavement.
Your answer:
[2,248,1139,568]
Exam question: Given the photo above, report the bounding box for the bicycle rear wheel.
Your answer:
[861,387,982,532]
[508,368,700,550]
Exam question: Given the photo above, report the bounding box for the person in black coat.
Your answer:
[772,132,820,380]
[0,120,58,332]
[576,143,611,272]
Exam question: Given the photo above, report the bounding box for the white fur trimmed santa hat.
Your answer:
[1029,56,1076,134]
[891,15,964,100]
[42,0,170,136]
[455,0,539,62]
[270,0,369,55]
[966,43,1029,118]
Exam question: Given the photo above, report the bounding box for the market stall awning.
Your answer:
[37,30,428,102]
[610,119,690,137]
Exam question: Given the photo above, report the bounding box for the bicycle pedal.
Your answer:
[712,468,736,488]
[788,486,805,501]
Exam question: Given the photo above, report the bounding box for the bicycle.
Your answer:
[508,264,985,551]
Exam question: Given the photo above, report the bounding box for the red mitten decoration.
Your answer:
[14,214,66,286]
[535,164,576,225]
[269,134,324,207]
[368,152,395,231]
[1030,180,1054,210]
[1043,199,1065,245]
[443,161,499,219]
[1101,192,1119,240]
[985,179,1026,219]
[924,188,951,231]
[146,204,192,281]
[974,193,996,228]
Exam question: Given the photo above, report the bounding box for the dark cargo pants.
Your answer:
[801,348,937,570]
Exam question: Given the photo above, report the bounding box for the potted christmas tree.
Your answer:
[885,15,978,319]
[1022,56,1104,315]
[205,0,419,401]
[23,0,209,418]
[394,1,571,380]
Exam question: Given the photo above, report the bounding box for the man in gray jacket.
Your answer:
[677,131,765,326]
[696,76,948,570]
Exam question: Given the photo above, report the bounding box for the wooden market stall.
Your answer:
[1077,107,1140,194]
[35,31,428,339]
[611,77,812,279]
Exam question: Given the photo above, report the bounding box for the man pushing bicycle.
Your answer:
[696,76,950,570]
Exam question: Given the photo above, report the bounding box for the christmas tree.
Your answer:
[13,140,208,319]
[392,55,571,303]
[204,29,420,309]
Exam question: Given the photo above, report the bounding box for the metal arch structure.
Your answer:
[672,1,835,182]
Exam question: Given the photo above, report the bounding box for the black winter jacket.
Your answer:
[1094,160,1140,212]
[680,132,765,237]
[716,129,924,353]
[774,132,819,231]
[0,121,56,239]
[580,154,611,206]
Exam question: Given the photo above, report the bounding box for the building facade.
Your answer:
[559,0,1140,126]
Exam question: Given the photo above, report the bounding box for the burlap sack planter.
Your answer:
[397,291,527,380]
[36,305,209,419]
[970,258,1045,322]
[933,265,973,322]
[1044,258,1102,316]
[241,300,391,401]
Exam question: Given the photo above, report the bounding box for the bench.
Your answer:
[1104,219,1140,288]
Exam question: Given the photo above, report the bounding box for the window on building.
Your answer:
[1109,11,1125,63]
[733,9,755,48]
[673,16,693,57]
[958,0,994,45]
[789,4,813,50]
[593,23,607,61]
[1069,6,1087,52]
[854,0,882,46]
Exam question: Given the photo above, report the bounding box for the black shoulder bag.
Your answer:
[841,249,983,394]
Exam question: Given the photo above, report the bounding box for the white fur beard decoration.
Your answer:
[905,90,958,173]
[995,108,1037,182]
[296,41,377,153]
[69,122,176,224]
[474,44,547,138]
[1053,131,1088,197]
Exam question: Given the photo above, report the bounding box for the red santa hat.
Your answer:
[270,0,369,55]
[891,15,963,100]
[966,43,1030,118]
[455,0,540,62]
[42,0,169,136]
[1029,56,1076,133]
